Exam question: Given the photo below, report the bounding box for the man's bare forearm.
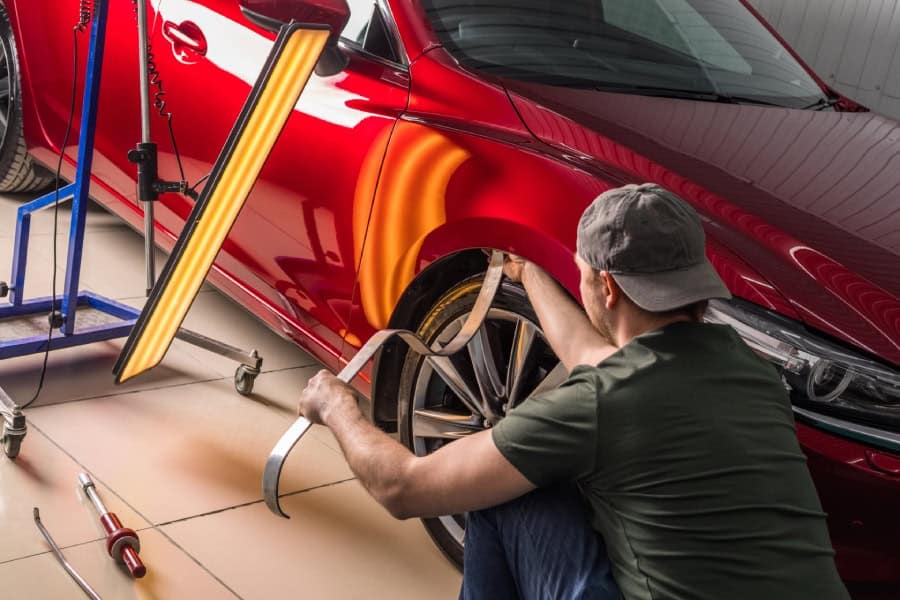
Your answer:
[321,391,415,516]
[521,263,614,370]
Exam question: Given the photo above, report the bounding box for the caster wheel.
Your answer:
[234,365,259,396]
[2,428,23,459]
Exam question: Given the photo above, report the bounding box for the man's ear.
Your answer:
[598,271,620,309]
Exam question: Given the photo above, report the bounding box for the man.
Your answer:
[298,184,848,599]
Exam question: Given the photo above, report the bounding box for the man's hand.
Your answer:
[503,254,528,282]
[297,369,356,425]
[296,370,535,520]
[503,253,616,371]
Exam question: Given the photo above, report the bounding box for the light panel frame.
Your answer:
[114,23,330,383]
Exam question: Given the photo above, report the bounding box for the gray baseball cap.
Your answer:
[576,183,731,312]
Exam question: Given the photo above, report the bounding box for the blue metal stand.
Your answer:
[0,1,127,349]
[0,0,261,459]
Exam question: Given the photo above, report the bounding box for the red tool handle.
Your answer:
[121,546,146,579]
[100,513,147,579]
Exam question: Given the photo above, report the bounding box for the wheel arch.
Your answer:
[368,218,576,430]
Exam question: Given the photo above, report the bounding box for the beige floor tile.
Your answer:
[0,427,149,563]
[0,336,223,408]
[0,528,236,599]
[230,367,345,455]
[27,378,354,525]
[163,480,461,600]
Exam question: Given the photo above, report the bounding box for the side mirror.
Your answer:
[239,0,351,76]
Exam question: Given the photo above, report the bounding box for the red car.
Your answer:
[4,0,898,593]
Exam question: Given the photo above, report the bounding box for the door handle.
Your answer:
[866,449,900,477]
[162,21,207,62]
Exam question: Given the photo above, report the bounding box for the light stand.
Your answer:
[137,0,155,295]
[0,0,264,460]
[127,0,197,295]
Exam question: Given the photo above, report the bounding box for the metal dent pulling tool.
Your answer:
[79,473,147,578]
[33,507,103,600]
[263,250,506,518]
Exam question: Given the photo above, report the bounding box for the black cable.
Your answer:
[147,43,186,182]
[76,0,92,33]
[188,172,209,194]
[21,23,84,410]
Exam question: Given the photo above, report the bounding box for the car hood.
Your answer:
[505,82,900,365]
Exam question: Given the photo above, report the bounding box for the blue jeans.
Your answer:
[460,485,621,600]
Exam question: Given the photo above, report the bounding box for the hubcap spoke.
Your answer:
[467,324,505,415]
[527,361,567,399]
[506,320,537,409]
[411,305,563,550]
[426,354,484,417]
[413,409,482,439]
[0,76,9,101]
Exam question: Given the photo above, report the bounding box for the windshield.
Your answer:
[421,0,826,108]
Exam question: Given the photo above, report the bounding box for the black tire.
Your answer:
[0,4,54,194]
[397,275,561,568]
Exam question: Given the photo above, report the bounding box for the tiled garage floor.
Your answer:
[0,193,461,598]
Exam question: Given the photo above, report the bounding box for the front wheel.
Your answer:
[397,275,566,567]
[0,4,53,193]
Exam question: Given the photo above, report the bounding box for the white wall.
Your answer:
[748,0,900,120]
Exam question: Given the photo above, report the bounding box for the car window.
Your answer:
[343,0,375,43]
[603,0,750,74]
[421,0,823,108]
[342,0,401,64]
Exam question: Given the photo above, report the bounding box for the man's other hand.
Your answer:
[298,369,355,425]
[503,254,528,282]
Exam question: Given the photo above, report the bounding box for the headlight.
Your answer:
[705,299,900,452]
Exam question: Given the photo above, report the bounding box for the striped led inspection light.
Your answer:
[114,23,330,384]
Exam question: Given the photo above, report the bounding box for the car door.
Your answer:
[12,0,407,362]
[143,0,408,359]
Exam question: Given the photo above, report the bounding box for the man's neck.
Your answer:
[613,314,695,349]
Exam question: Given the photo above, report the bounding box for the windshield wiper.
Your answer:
[802,96,840,111]
[708,93,786,107]
[592,84,787,107]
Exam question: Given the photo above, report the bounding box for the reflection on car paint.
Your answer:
[505,85,900,364]
[160,0,369,128]
[354,122,470,330]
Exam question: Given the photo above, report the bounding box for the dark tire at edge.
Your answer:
[0,4,54,194]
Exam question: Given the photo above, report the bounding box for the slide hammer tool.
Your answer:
[79,473,146,578]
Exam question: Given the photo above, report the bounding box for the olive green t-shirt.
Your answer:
[492,322,848,600]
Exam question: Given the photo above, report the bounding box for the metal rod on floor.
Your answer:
[135,0,155,295]
[33,508,102,600]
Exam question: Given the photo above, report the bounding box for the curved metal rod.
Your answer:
[33,507,102,600]
[263,250,505,517]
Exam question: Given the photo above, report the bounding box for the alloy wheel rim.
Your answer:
[411,307,565,545]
